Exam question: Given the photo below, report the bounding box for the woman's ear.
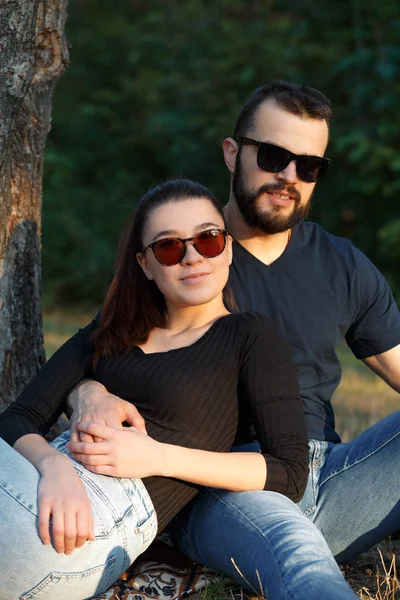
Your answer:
[226,234,233,266]
[136,252,154,280]
[222,137,238,174]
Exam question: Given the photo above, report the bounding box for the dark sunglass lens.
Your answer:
[297,157,324,183]
[257,143,290,173]
[195,230,226,258]
[153,238,185,265]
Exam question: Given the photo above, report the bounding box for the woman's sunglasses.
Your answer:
[143,228,228,266]
[237,137,331,183]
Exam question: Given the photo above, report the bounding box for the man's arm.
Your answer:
[362,344,400,393]
[68,380,147,442]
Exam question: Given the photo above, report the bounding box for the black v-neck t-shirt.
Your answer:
[0,312,308,532]
[230,222,400,443]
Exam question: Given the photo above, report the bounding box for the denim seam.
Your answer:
[0,481,38,517]
[21,556,117,599]
[119,477,154,523]
[319,427,400,487]
[203,488,295,600]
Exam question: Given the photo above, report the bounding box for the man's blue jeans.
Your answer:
[170,411,400,600]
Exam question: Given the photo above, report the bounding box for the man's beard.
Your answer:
[232,154,313,234]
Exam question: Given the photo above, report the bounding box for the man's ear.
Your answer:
[222,137,238,174]
[136,252,154,280]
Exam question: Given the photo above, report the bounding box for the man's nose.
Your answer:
[276,160,298,184]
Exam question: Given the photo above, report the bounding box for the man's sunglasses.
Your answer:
[237,137,331,183]
[142,228,229,266]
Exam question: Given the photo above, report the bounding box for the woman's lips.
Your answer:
[181,272,211,282]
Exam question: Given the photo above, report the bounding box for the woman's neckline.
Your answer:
[135,313,233,356]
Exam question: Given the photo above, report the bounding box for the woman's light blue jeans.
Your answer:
[0,431,157,600]
[170,411,400,600]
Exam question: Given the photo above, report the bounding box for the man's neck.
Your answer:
[224,200,292,266]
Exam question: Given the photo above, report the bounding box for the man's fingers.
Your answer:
[125,405,147,434]
[69,421,80,443]
[38,501,51,546]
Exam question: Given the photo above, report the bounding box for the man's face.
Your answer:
[232,100,329,234]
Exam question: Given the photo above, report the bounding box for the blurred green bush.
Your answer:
[42,0,400,307]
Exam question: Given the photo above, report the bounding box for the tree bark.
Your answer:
[0,0,69,412]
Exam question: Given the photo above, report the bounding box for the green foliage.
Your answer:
[42,0,400,306]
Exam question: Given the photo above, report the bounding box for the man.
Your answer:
[68,81,400,598]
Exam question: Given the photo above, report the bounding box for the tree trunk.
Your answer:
[0,0,69,412]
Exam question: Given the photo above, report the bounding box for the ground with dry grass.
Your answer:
[43,311,399,600]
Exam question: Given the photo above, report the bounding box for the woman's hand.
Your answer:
[38,454,95,554]
[66,422,164,478]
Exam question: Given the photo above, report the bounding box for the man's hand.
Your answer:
[67,422,163,478]
[68,380,147,443]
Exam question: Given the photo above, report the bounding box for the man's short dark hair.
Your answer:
[233,80,332,140]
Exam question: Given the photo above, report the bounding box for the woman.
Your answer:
[0,179,308,600]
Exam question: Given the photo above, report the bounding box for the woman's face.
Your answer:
[137,198,232,311]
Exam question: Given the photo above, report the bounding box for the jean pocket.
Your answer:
[49,430,71,452]
[299,441,320,517]
[21,555,117,599]
[134,511,158,553]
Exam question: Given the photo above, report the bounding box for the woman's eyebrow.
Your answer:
[194,222,223,231]
[152,229,178,241]
[151,222,222,242]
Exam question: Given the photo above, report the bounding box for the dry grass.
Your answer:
[192,543,400,600]
[43,314,399,600]
[344,541,399,599]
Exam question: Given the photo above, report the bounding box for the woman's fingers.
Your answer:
[51,507,65,554]
[75,508,90,548]
[67,439,108,455]
[70,451,111,466]
[38,500,51,546]
[63,508,77,555]
[76,421,114,440]
[85,464,116,476]
[48,505,93,554]
[88,508,95,541]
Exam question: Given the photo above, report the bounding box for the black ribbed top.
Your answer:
[0,312,308,532]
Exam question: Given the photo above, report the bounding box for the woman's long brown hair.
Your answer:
[92,179,236,365]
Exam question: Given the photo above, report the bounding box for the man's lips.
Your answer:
[266,190,296,207]
[257,185,300,205]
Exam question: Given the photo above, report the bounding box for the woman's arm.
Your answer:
[68,421,267,490]
[237,313,309,502]
[158,442,267,490]
[14,434,94,554]
[0,321,98,553]
[0,320,96,446]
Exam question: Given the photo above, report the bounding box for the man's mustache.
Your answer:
[255,184,301,204]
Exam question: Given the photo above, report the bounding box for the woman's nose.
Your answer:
[181,241,204,264]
